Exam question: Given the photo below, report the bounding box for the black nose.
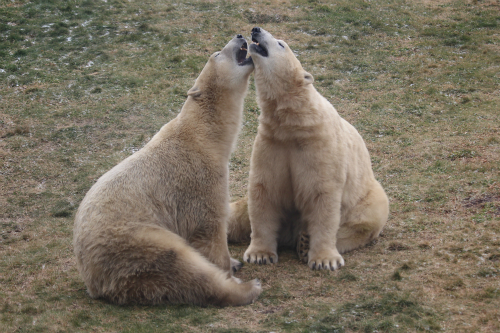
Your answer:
[236,34,243,39]
[251,27,261,34]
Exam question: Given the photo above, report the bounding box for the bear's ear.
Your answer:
[187,86,202,99]
[303,72,314,85]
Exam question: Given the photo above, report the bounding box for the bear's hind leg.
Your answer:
[85,227,261,306]
[337,182,389,254]
[227,197,252,243]
[336,222,382,254]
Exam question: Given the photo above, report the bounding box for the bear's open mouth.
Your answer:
[251,37,268,57]
[237,42,253,66]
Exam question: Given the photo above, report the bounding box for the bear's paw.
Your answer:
[243,248,278,265]
[307,248,344,271]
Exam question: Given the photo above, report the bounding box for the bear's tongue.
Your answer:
[237,42,248,64]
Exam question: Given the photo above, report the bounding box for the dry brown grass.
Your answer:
[1,0,499,332]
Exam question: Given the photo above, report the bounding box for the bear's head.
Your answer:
[188,35,253,102]
[248,27,314,102]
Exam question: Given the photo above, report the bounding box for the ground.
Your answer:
[0,0,499,332]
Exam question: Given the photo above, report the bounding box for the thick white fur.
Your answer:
[235,28,389,271]
[73,36,262,306]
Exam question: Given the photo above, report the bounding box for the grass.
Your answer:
[1,0,499,331]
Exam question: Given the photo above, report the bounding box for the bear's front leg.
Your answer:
[302,194,344,271]
[243,187,281,265]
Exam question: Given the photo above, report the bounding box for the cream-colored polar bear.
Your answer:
[230,27,389,271]
[73,35,261,306]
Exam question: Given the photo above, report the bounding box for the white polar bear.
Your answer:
[73,35,261,306]
[230,28,389,271]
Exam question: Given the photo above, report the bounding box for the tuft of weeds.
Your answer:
[448,149,477,160]
[50,200,75,218]
[336,271,357,282]
[1,125,30,138]
[400,262,413,271]
[387,241,410,251]
[443,278,465,291]
[243,10,289,24]
[476,287,500,300]
[392,270,403,281]
[312,292,439,333]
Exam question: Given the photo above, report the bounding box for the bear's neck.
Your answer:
[178,92,245,160]
[257,84,325,128]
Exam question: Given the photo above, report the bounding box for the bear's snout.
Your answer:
[251,27,261,35]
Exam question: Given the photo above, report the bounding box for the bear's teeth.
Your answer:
[241,47,247,51]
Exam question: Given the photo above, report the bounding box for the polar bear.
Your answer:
[229,27,389,271]
[73,35,262,306]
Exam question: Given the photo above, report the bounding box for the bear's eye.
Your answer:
[214,52,221,58]
[278,42,285,48]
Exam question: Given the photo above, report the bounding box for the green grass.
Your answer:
[1,0,500,332]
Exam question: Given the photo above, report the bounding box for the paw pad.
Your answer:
[296,231,310,263]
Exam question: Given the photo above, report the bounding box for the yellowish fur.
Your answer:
[227,197,252,243]
[73,36,261,306]
[230,28,389,271]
